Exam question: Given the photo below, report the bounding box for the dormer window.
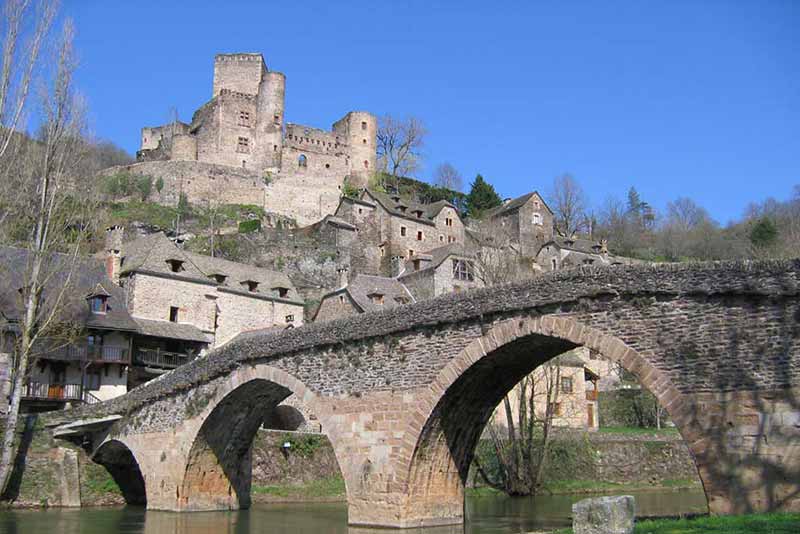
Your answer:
[368,293,384,305]
[414,210,423,218]
[166,259,184,273]
[242,280,259,292]
[210,274,227,284]
[88,296,108,314]
[274,287,289,298]
[397,206,407,213]
[391,195,400,202]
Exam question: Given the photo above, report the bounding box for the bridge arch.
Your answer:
[398,315,704,526]
[92,439,147,506]
[174,364,345,511]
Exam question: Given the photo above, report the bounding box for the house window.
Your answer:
[549,402,562,416]
[416,230,423,241]
[339,295,345,304]
[551,258,557,270]
[534,200,540,209]
[237,137,250,153]
[361,121,367,130]
[298,154,307,168]
[400,226,407,237]
[533,212,542,225]
[445,218,453,227]
[414,210,423,218]
[238,110,250,127]
[169,306,179,323]
[368,293,384,305]
[439,235,444,242]
[243,280,259,292]
[583,259,595,265]
[408,249,414,257]
[89,296,108,314]
[273,144,278,152]
[447,236,456,243]
[285,314,294,323]
[561,377,573,393]
[210,274,227,284]
[166,259,184,273]
[452,259,475,281]
[274,287,289,298]
[358,208,363,215]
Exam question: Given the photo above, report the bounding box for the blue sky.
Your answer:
[62,1,798,224]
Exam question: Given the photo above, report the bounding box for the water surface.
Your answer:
[0,489,708,534]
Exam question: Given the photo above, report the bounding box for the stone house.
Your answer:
[492,350,600,431]
[313,273,415,322]
[118,52,377,225]
[478,191,555,257]
[536,237,640,272]
[333,189,466,276]
[397,244,483,301]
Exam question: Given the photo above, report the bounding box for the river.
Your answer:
[0,489,707,534]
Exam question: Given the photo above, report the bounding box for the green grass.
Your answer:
[599,426,680,436]
[252,476,346,500]
[467,478,699,498]
[555,513,800,534]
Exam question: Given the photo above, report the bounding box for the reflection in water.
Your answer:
[0,490,707,534]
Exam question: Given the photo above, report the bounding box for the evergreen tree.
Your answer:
[749,217,778,248]
[465,174,502,219]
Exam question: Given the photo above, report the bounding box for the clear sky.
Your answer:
[62,0,798,224]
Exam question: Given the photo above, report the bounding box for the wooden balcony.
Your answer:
[22,382,101,404]
[586,390,598,402]
[135,348,192,370]
[44,344,130,364]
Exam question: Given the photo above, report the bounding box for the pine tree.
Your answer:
[465,174,502,219]
[749,217,778,249]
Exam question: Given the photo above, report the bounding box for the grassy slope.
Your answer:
[555,513,800,534]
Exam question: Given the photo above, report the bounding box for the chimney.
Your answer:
[105,226,124,285]
[390,255,405,278]
[336,265,349,289]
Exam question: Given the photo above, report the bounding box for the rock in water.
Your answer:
[572,495,635,534]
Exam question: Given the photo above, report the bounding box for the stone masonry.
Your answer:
[47,259,800,528]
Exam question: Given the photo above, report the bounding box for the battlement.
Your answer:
[213,53,267,97]
[215,53,266,66]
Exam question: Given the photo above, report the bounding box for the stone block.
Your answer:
[572,495,635,534]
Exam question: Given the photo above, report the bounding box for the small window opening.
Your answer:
[275,287,289,298]
[169,306,179,323]
[237,137,250,153]
[364,160,369,169]
[400,226,407,237]
[243,280,259,292]
[166,259,185,273]
[298,154,307,168]
[416,230,423,241]
[561,377,573,393]
[285,314,295,323]
[238,111,250,127]
[368,293,384,305]
[361,121,367,130]
[210,274,227,284]
[325,163,330,169]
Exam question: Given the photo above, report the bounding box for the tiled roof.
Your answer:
[0,246,139,332]
[120,233,302,303]
[364,190,457,227]
[344,274,415,313]
[484,191,553,219]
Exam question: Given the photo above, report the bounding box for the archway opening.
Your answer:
[263,404,307,432]
[93,440,147,505]
[404,323,707,524]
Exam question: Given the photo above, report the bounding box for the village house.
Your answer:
[536,236,640,271]
[396,244,483,300]
[0,229,305,412]
[313,271,415,322]
[476,191,555,257]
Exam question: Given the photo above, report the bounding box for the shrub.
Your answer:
[238,219,261,233]
[134,175,153,201]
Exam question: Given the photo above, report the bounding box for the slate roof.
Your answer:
[551,237,606,255]
[364,190,458,227]
[318,274,415,316]
[0,246,139,333]
[120,233,302,303]
[133,317,210,343]
[400,243,473,276]
[484,191,553,219]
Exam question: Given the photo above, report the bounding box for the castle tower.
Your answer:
[333,111,377,187]
[254,70,285,171]
[212,53,266,97]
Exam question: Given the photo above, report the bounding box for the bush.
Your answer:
[134,175,153,201]
[102,172,133,198]
[238,219,261,233]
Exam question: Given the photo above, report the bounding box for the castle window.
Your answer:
[379,244,385,257]
[242,280,259,292]
[237,137,250,153]
[325,163,330,169]
[242,160,246,169]
[400,226,407,237]
[362,138,367,144]
[533,212,542,225]
[169,306,179,323]
[274,114,280,124]
[298,154,307,168]
[285,314,294,323]
[361,121,367,130]
[416,230,423,241]
[364,160,369,169]
[238,111,250,127]
[166,259,185,273]
[273,144,277,152]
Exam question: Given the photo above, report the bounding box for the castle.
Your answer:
[113,53,377,225]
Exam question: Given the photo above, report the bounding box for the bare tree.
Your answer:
[433,162,463,192]
[376,115,427,179]
[0,15,95,495]
[550,174,587,237]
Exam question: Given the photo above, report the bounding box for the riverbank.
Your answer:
[553,512,800,534]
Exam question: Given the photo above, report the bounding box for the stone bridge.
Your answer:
[47,260,800,528]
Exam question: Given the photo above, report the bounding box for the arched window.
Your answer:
[298,154,307,168]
